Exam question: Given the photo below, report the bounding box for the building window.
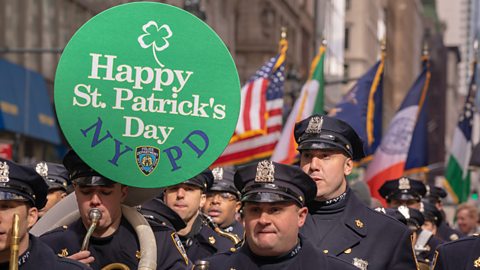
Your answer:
[344,27,350,50]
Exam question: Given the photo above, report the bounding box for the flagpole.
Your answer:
[273,27,288,71]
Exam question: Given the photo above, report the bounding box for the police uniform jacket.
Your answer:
[0,235,90,270]
[180,214,234,263]
[415,229,444,264]
[436,222,463,242]
[432,234,480,270]
[301,189,417,270]
[39,217,189,270]
[223,220,244,241]
[205,234,358,270]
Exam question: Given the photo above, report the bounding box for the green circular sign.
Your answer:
[54,2,240,188]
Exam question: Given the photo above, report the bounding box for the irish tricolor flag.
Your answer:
[271,44,326,164]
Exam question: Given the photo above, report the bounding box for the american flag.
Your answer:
[213,55,285,166]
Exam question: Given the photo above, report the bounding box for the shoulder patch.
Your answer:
[171,232,189,265]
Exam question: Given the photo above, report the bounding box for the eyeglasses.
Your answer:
[206,192,238,201]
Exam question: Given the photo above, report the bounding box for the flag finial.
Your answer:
[281,27,287,39]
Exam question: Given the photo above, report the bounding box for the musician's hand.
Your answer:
[67,250,95,265]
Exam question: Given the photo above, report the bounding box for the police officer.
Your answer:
[295,115,417,270]
[163,169,232,262]
[40,150,189,270]
[33,162,69,218]
[202,167,243,241]
[432,234,480,270]
[378,177,426,210]
[0,158,89,269]
[140,196,187,232]
[205,160,358,270]
[425,186,463,241]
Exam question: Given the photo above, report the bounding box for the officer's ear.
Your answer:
[27,206,39,229]
[119,185,128,203]
[234,201,241,214]
[199,193,207,208]
[343,156,353,176]
[297,206,308,227]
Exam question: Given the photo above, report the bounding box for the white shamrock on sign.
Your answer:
[137,21,173,67]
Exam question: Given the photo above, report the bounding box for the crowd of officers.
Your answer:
[0,115,479,270]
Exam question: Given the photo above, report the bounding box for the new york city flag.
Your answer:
[366,59,430,204]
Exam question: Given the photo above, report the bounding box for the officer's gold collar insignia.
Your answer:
[58,248,69,257]
[474,256,480,268]
[35,162,48,178]
[209,236,216,245]
[255,160,274,183]
[212,167,223,181]
[306,116,324,134]
[399,177,410,190]
[0,162,10,183]
[353,258,368,270]
[135,250,141,259]
[355,219,364,228]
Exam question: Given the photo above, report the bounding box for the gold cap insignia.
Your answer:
[398,177,411,190]
[212,167,223,181]
[208,236,216,245]
[305,116,324,134]
[58,249,69,257]
[255,160,275,183]
[474,256,480,268]
[35,162,48,178]
[0,162,10,183]
[355,219,364,228]
[353,258,369,270]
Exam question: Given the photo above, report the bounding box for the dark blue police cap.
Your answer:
[421,201,443,227]
[294,115,365,160]
[180,169,214,191]
[33,162,69,192]
[425,186,447,203]
[234,160,316,206]
[378,177,426,201]
[63,149,115,187]
[0,158,48,208]
[208,167,240,200]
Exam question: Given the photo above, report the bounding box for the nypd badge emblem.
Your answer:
[135,146,159,175]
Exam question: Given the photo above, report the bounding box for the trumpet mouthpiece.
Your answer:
[89,208,102,222]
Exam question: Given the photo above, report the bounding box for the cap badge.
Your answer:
[0,162,10,183]
[35,162,49,178]
[399,177,411,190]
[305,116,324,134]
[255,160,275,183]
[212,167,223,181]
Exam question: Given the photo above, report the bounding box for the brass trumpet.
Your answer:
[81,208,102,251]
[200,212,242,248]
[9,213,20,270]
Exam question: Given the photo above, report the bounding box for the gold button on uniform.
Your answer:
[344,248,352,254]
[323,249,329,254]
